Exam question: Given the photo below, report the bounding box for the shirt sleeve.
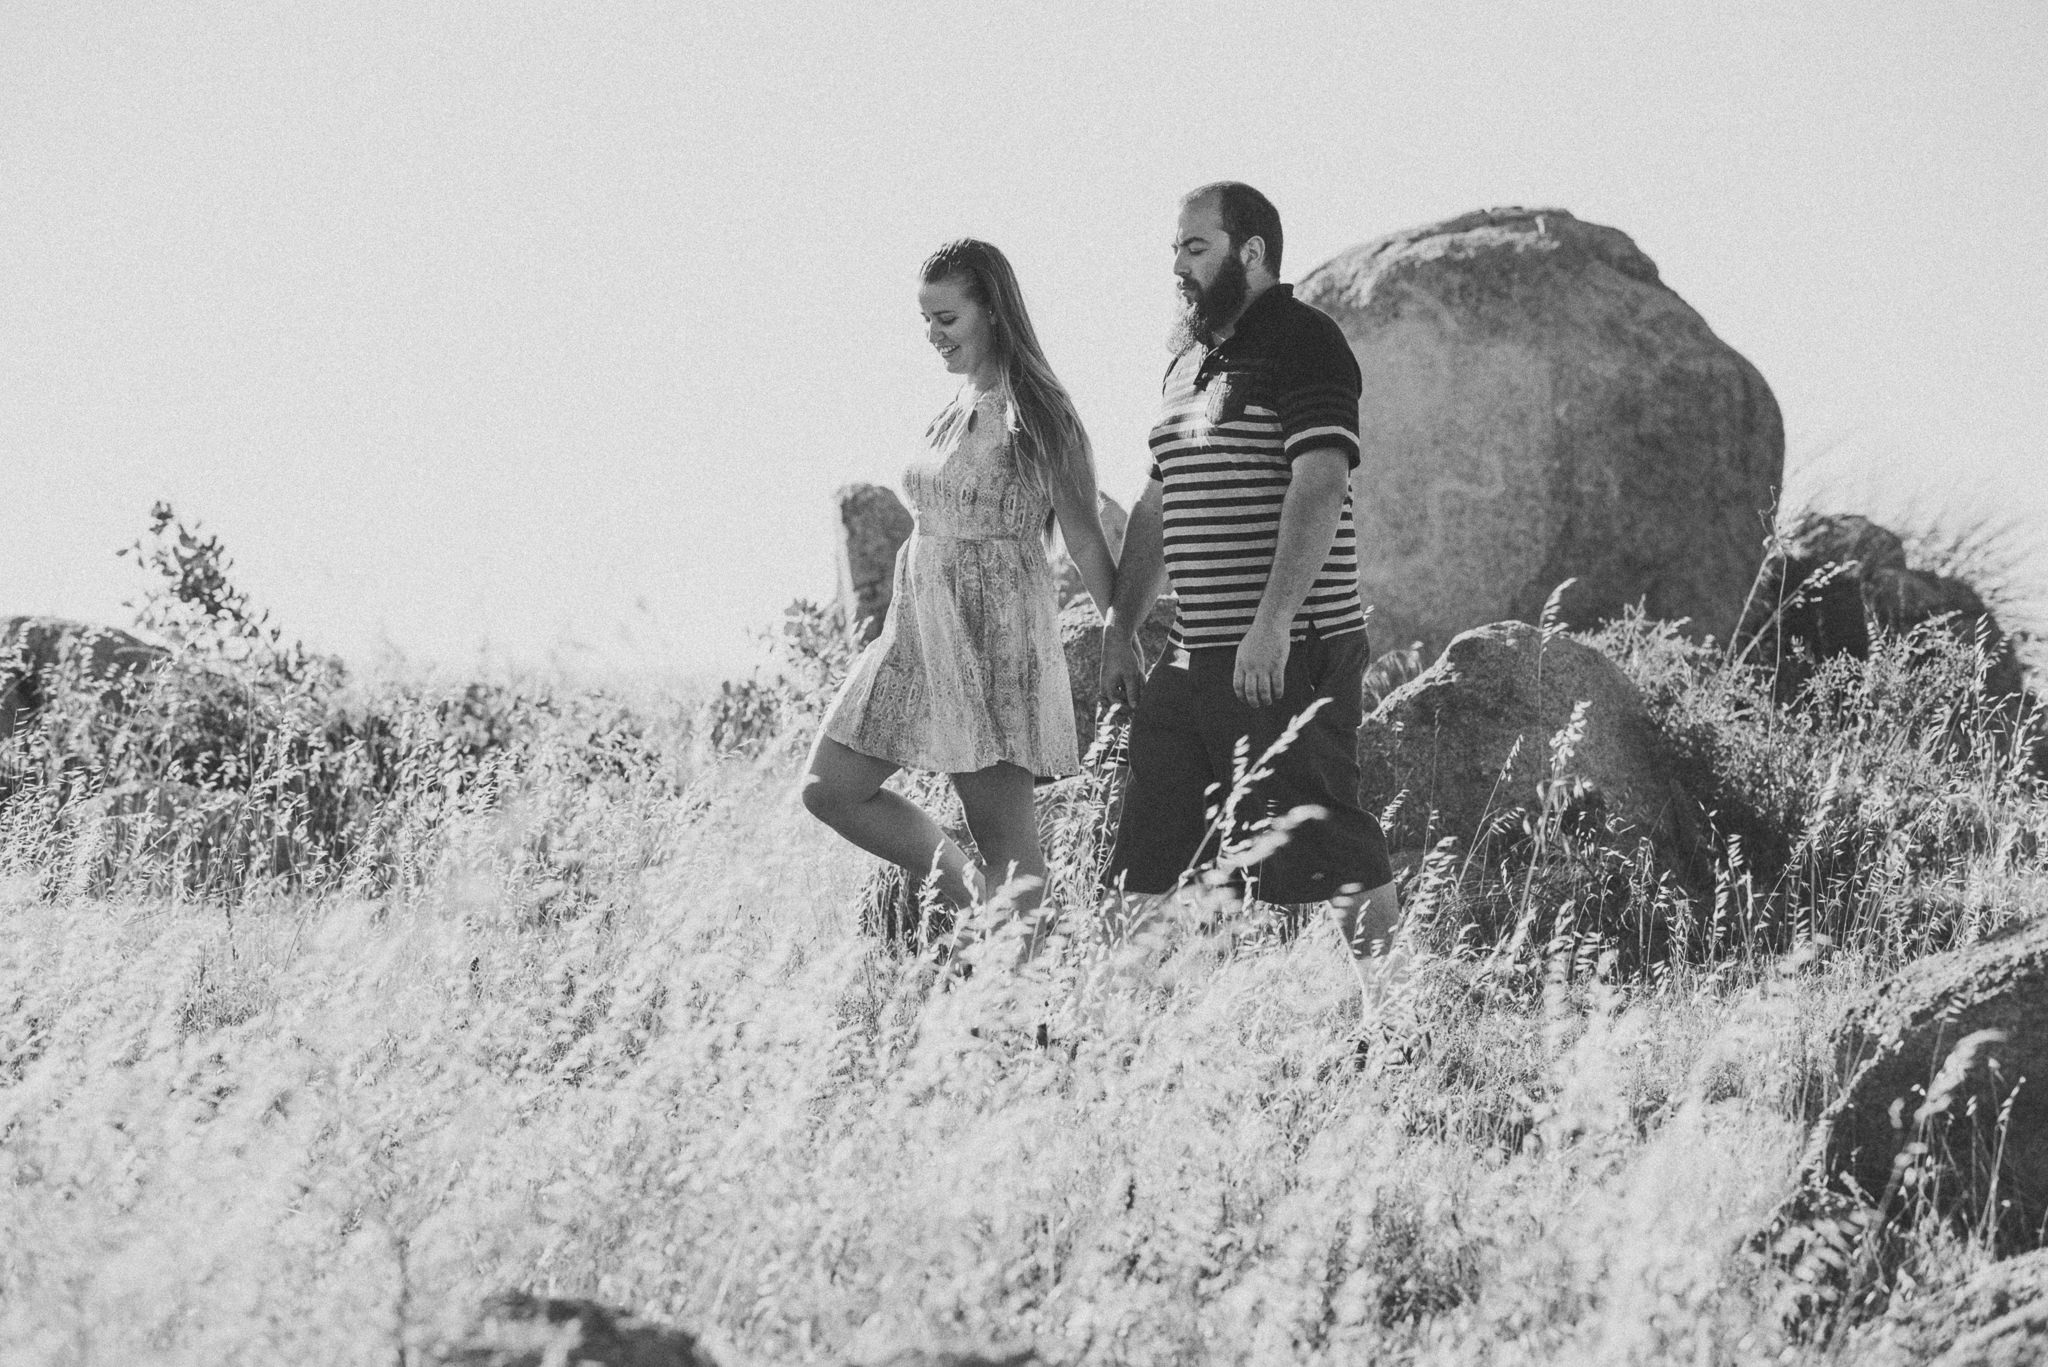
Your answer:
[1149,354,1184,483]
[1277,316,1362,468]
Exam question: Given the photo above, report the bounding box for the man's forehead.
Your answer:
[1176,193,1226,241]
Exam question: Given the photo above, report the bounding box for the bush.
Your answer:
[697,597,862,758]
[1,506,697,904]
[1590,610,2045,960]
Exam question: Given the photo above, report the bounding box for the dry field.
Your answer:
[3,524,2045,1364]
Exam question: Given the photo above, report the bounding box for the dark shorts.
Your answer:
[1104,625,1394,904]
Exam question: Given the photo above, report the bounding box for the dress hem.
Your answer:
[821,718,1079,782]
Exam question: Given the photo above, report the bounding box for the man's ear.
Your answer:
[1241,234,1268,276]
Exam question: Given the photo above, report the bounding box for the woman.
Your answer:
[802,239,1116,913]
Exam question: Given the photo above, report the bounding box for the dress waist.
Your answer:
[914,523,1037,545]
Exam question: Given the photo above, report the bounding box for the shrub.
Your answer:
[0,506,697,903]
[697,598,861,758]
[1590,610,2045,960]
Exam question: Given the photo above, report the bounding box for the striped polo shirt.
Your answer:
[1149,283,1368,650]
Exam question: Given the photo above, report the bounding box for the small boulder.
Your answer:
[430,1294,1044,1367]
[1,616,166,738]
[835,484,914,643]
[1057,596,1177,759]
[1356,621,1711,876]
[429,1292,717,1366]
[1845,1249,2048,1367]
[1790,917,2048,1251]
[1736,513,2027,700]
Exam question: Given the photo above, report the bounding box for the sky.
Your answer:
[4,0,2044,679]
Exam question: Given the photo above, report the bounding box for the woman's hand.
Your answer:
[1097,482,1166,715]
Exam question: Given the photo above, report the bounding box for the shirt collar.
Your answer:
[1233,281,1292,337]
[1203,281,1291,361]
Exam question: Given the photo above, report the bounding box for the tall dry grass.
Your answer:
[1,510,2044,1364]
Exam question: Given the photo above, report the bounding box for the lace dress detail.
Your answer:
[822,390,1079,777]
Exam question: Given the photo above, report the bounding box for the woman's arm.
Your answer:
[1049,458,1118,616]
[1100,479,1165,712]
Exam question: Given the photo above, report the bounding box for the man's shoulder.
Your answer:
[1270,292,1351,353]
[1258,294,1357,388]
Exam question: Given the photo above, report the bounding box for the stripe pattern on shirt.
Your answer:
[1150,366,1367,650]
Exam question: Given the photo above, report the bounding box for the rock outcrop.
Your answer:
[1791,917,2048,1252]
[1,616,166,738]
[1848,1249,2048,1367]
[431,1291,1041,1367]
[1356,622,1710,877]
[1297,208,1783,655]
[1736,513,2028,700]
[835,484,914,643]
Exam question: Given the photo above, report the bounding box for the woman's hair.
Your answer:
[920,239,1093,495]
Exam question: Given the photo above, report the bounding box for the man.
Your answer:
[1099,181,1403,1002]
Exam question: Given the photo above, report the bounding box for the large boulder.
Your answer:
[1736,513,2028,700]
[1,616,166,738]
[1297,208,1783,655]
[1790,917,2048,1252]
[1356,621,1711,876]
[1056,595,1177,759]
[835,484,913,643]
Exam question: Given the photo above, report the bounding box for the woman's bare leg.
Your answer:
[952,761,1047,914]
[801,735,977,907]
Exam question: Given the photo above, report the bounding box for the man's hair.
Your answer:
[1183,181,1283,275]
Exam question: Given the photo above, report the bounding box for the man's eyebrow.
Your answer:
[1173,233,1212,249]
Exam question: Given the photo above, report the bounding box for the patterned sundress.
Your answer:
[822,388,1080,778]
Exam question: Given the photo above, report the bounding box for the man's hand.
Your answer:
[1100,631,1147,715]
[1233,621,1290,707]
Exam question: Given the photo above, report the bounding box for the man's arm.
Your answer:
[1100,478,1166,713]
[1233,448,1350,707]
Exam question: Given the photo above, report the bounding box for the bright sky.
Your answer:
[5,1,2044,677]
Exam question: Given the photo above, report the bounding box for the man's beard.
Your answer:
[1168,250,1250,352]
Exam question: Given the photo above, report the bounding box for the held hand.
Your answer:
[1100,632,1147,715]
[1233,623,1290,707]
